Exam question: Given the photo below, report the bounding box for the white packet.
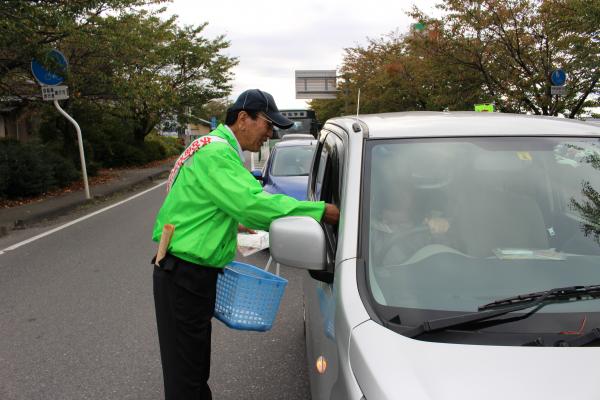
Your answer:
[237,230,270,257]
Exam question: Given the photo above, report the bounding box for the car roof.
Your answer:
[273,139,317,148]
[281,134,315,141]
[325,111,600,138]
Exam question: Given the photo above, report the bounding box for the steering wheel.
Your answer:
[376,225,432,266]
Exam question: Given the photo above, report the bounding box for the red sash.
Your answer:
[166,135,228,193]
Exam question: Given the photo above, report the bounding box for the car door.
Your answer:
[304,129,344,400]
[261,147,275,189]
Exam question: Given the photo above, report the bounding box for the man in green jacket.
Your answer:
[152,89,339,400]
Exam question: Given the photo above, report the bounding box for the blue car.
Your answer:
[254,139,316,200]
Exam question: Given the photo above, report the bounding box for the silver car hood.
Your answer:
[350,320,600,400]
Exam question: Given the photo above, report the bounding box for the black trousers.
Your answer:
[153,253,220,400]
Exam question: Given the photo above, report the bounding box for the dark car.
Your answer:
[254,139,316,200]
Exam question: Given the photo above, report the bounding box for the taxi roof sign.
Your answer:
[475,103,494,112]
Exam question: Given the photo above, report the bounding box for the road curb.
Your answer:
[0,168,169,238]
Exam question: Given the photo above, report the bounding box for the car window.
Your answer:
[313,146,328,200]
[310,132,344,270]
[311,133,342,207]
[283,119,312,134]
[364,137,600,313]
[271,145,315,176]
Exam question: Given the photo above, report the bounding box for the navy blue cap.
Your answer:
[230,89,294,129]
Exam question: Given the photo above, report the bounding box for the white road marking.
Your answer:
[0,181,166,254]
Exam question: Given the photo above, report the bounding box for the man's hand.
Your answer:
[425,217,449,234]
[323,204,340,225]
[238,224,257,234]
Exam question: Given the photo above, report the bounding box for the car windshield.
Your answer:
[365,137,600,313]
[283,119,312,134]
[271,145,315,176]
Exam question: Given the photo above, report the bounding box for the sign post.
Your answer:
[295,70,337,99]
[551,86,567,96]
[550,68,567,97]
[32,50,90,200]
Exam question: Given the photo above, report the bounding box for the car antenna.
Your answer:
[352,88,362,133]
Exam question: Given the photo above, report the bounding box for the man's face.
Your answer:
[243,112,273,152]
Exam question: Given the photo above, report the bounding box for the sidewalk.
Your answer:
[0,159,173,237]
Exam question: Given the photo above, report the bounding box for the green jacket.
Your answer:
[152,124,325,267]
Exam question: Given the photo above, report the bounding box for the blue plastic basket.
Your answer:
[214,261,288,332]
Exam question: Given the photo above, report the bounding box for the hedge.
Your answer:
[0,139,80,199]
[0,134,183,199]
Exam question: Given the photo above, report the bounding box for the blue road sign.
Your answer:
[551,69,566,86]
[31,50,68,86]
[210,116,217,130]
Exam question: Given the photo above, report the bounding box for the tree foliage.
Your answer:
[190,98,232,126]
[571,180,600,245]
[410,0,599,117]
[0,0,237,147]
[0,0,156,92]
[63,10,237,142]
[311,0,599,120]
[311,31,486,121]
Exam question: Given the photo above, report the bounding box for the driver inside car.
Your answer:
[370,152,452,265]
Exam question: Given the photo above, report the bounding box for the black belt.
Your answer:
[152,252,224,274]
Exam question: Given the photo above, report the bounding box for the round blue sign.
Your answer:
[31,50,68,86]
[551,69,566,86]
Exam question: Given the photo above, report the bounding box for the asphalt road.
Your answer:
[0,181,311,400]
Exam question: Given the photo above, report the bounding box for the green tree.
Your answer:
[198,98,232,124]
[1,0,237,165]
[310,31,485,120]
[409,0,599,117]
[0,0,157,96]
[65,11,237,143]
[313,0,598,120]
[570,151,600,245]
[570,180,600,245]
[309,97,345,122]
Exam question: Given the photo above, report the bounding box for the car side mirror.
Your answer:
[251,169,263,181]
[270,216,327,271]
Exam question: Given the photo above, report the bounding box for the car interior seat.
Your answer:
[454,188,550,258]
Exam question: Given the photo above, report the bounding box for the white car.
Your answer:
[281,133,316,141]
[271,112,600,400]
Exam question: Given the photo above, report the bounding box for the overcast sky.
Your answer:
[163,0,439,109]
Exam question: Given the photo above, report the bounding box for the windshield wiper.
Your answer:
[401,285,600,339]
[478,285,600,311]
